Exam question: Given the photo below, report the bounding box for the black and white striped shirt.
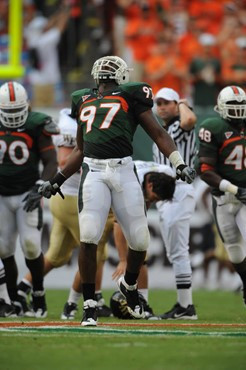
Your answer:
[153,115,197,168]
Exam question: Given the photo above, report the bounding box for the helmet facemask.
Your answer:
[91,56,132,86]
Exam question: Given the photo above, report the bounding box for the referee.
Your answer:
[153,88,198,320]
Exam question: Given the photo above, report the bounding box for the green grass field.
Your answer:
[0,289,245,370]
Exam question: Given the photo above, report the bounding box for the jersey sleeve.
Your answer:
[122,82,154,116]
[27,112,59,136]
[71,88,92,119]
[198,118,219,159]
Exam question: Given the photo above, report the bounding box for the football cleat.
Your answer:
[117,276,145,319]
[81,299,98,327]
[31,290,47,318]
[0,299,17,317]
[12,294,34,317]
[61,302,78,320]
[95,292,113,317]
[97,303,113,318]
[138,293,160,320]
[160,303,198,320]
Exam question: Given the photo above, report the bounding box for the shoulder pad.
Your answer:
[25,112,58,133]
[43,117,60,135]
[71,88,94,105]
[121,82,153,108]
[199,117,224,134]
[71,88,95,119]
[121,82,151,93]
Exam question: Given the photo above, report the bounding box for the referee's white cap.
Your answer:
[154,88,180,103]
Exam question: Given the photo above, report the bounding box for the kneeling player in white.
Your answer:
[112,160,176,319]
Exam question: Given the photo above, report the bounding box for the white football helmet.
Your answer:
[214,86,246,120]
[0,81,29,128]
[91,56,132,86]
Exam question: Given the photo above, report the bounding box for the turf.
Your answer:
[0,289,245,370]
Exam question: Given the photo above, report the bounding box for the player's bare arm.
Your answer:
[112,222,128,281]
[57,146,74,168]
[199,156,222,188]
[38,133,58,180]
[23,131,58,212]
[139,110,177,157]
[200,155,246,202]
[139,110,196,183]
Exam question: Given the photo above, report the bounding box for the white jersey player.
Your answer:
[111,160,176,319]
[53,108,81,196]
[134,160,174,187]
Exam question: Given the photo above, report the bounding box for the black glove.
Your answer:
[23,184,42,212]
[176,164,196,184]
[38,172,66,199]
[236,187,246,205]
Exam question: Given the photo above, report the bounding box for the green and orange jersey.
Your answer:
[0,112,55,195]
[198,116,246,188]
[71,82,153,159]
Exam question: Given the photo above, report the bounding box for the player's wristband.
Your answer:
[168,151,185,169]
[219,179,238,195]
[50,171,67,187]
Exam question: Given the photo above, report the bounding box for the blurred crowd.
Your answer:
[0,0,246,110]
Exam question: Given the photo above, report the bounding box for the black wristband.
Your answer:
[50,172,67,187]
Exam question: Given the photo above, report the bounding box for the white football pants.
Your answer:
[78,157,150,252]
[213,193,246,263]
[157,182,195,276]
[0,193,42,259]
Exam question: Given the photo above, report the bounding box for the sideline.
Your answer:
[0,321,245,338]
[0,321,246,328]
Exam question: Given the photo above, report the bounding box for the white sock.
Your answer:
[138,289,148,302]
[68,288,82,304]
[177,288,192,308]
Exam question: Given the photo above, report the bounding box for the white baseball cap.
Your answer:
[154,88,180,102]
